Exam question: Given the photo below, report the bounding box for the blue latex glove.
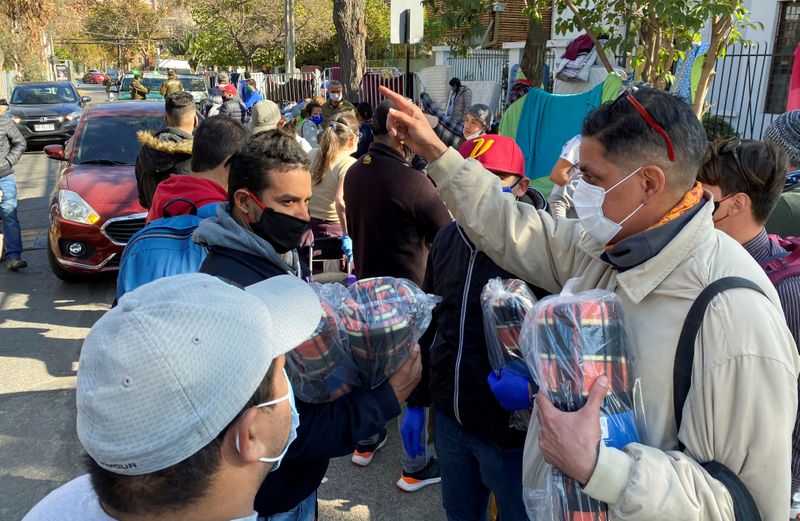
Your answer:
[401,407,425,458]
[341,235,353,263]
[487,367,532,411]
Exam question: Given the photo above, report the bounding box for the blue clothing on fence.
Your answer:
[672,43,710,103]
[515,83,603,183]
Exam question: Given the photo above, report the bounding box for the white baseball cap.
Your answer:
[76,273,321,475]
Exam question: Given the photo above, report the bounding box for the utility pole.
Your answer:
[284,0,296,73]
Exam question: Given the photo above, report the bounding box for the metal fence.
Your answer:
[703,42,779,140]
[448,50,510,101]
[255,71,322,106]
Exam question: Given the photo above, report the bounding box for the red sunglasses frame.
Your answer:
[617,93,676,162]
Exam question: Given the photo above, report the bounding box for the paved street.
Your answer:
[0,84,446,520]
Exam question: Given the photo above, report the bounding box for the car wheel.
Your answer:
[47,242,83,282]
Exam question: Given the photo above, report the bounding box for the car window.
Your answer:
[11,85,77,104]
[73,116,165,165]
[181,78,207,92]
[119,76,164,92]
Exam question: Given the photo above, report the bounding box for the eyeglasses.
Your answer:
[610,90,675,162]
[717,137,765,192]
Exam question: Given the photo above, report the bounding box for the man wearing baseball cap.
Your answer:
[412,134,547,521]
[219,83,247,124]
[23,273,321,521]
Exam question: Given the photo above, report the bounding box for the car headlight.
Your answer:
[57,190,100,224]
[64,111,81,122]
[5,113,21,124]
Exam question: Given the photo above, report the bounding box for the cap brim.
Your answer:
[245,275,321,358]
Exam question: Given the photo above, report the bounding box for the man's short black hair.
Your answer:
[356,102,373,121]
[228,128,310,206]
[698,139,789,224]
[305,102,321,114]
[165,91,196,121]
[86,363,276,516]
[583,87,708,194]
[373,99,395,136]
[191,116,248,172]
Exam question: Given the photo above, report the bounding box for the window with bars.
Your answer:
[766,1,800,114]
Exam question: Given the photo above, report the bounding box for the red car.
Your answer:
[43,102,166,280]
[82,70,106,84]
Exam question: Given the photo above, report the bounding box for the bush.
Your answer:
[702,112,738,141]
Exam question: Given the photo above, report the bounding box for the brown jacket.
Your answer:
[130,78,149,100]
[159,77,183,96]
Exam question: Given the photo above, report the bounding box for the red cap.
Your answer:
[458,135,525,178]
[220,83,238,96]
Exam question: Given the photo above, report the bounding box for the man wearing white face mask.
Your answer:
[379,85,800,521]
[23,273,321,521]
[321,80,356,129]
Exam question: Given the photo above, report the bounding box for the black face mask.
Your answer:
[247,192,309,253]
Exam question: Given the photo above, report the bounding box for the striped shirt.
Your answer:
[743,228,800,492]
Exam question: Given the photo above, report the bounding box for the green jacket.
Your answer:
[321,99,356,129]
[160,77,183,96]
[130,78,150,100]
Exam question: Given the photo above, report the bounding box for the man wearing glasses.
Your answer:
[380,85,799,520]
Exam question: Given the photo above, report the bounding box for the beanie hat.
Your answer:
[765,110,800,167]
[466,104,493,130]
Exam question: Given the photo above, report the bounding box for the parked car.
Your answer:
[83,70,106,84]
[1,81,91,147]
[115,73,209,109]
[42,102,163,280]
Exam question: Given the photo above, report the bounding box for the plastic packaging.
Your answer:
[480,278,538,430]
[341,277,437,389]
[520,280,642,521]
[285,285,359,403]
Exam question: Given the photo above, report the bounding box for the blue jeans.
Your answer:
[434,411,527,521]
[259,490,316,521]
[0,174,22,260]
[359,404,432,473]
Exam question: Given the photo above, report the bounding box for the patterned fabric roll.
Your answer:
[341,277,436,389]
[522,287,640,521]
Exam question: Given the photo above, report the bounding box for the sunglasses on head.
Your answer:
[610,89,676,162]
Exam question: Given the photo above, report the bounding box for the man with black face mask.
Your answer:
[195,128,421,520]
[194,129,312,281]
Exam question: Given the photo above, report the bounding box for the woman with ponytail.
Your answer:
[307,113,360,265]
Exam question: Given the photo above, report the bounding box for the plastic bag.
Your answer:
[341,277,437,389]
[480,278,538,430]
[285,285,359,403]
[520,281,642,521]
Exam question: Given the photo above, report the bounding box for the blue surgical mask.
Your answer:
[310,115,323,125]
[235,368,299,472]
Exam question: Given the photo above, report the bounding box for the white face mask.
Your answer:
[329,92,342,103]
[573,167,645,246]
[235,368,299,472]
[464,131,482,141]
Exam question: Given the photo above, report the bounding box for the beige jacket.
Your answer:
[428,148,800,521]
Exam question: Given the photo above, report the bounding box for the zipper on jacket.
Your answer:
[454,226,477,426]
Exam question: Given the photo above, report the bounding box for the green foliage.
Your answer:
[702,112,738,141]
[365,0,390,48]
[86,0,161,67]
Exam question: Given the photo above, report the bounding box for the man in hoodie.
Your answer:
[147,115,248,222]
[418,135,546,521]
[194,129,421,520]
[135,91,197,209]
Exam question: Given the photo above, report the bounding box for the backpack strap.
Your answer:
[161,197,198,218]
[673,276,766,521]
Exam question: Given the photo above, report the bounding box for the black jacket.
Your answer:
[0,118,26,178]
[421,191,548,450]
[194,205,401,516]
[219,98,247,124]
[135,127,193,209]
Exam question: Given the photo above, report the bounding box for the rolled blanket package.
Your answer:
[480,277,538,430]
[520,280,644,521]
[285,286,359,404]
[341,277,438,389]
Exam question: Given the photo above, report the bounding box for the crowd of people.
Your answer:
[9,71,800,521]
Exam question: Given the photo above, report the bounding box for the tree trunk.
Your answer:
[520,16,548,87]
[333,0,366,101]
[692,14,733,118]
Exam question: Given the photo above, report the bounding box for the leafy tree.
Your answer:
[86,0,162,69]
[1,0,53,78]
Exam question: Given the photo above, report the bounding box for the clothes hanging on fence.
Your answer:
[508,74,621,196]
[788,43,800,112]
[672,43,710,103]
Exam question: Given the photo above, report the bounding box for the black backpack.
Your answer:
[673,277,765,521]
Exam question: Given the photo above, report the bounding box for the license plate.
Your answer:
[34,124,55,132]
